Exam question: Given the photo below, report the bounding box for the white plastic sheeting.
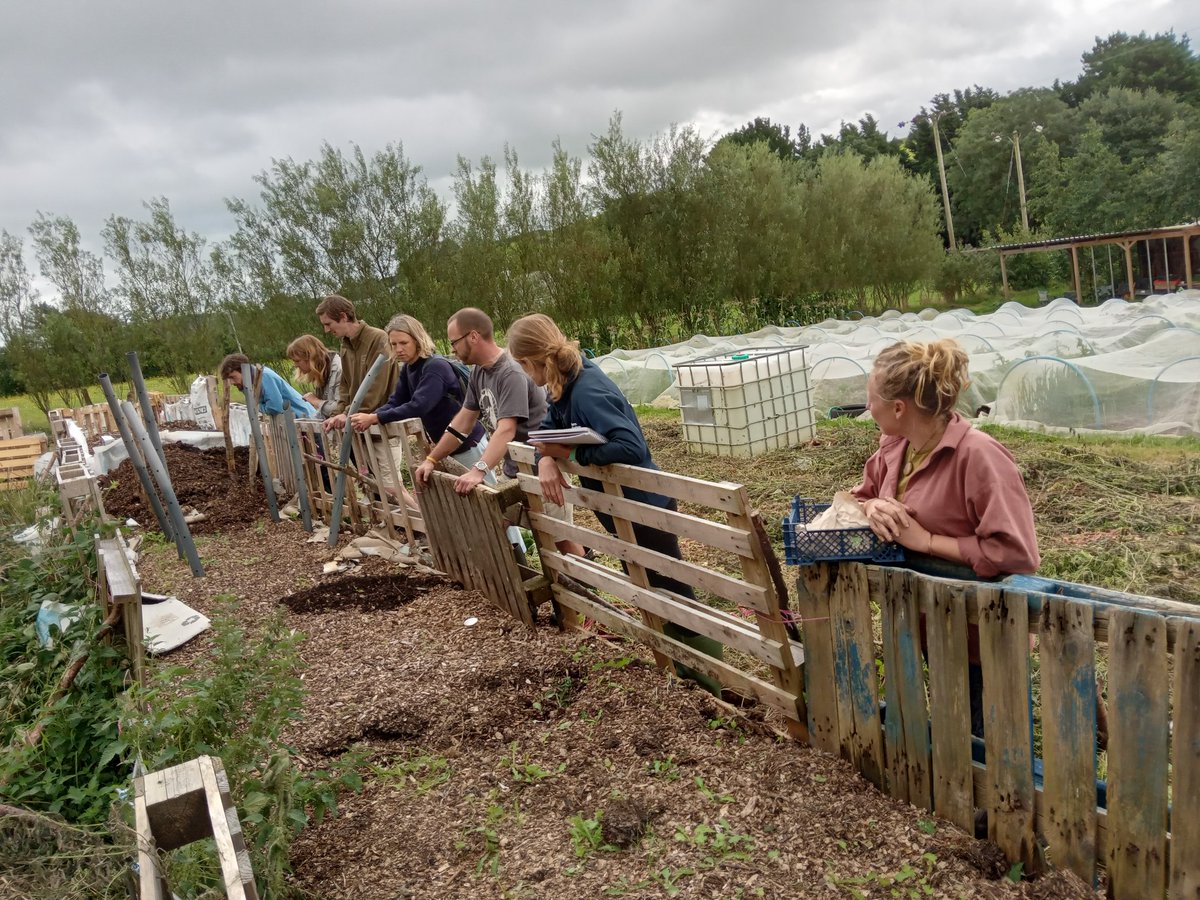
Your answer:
[596,291,1200,435]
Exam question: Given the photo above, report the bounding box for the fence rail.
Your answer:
[796,561,1200,896]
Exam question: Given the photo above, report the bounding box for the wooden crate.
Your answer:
[0,434,48,491]
[0,406,22,440]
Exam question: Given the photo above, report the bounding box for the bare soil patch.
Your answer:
[138,522,1098,899]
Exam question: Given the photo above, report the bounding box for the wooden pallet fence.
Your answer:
[795,562,1200,894]
[133,755,258,900]
[48,403,118,443]
[0,433,47,491]
[510,442,808,735]
[0,406,22,439]
[95,530,145,684]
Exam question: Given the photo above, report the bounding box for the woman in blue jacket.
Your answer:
[506,313,724,695]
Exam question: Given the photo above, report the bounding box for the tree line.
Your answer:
[1,30,1197,411]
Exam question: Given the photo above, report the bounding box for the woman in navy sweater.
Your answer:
[349,315,490,505]
[506,313,724,695]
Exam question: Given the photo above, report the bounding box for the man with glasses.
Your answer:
[415,307,583,558]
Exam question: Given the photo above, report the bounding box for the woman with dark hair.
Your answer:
[219,353,315,419]
[506,312,724,695]
[286,334,342,420]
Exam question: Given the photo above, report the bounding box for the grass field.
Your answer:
[0,375,183,435]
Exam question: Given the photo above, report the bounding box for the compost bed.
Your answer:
[99,443,265,534]
[137,520,1098,900]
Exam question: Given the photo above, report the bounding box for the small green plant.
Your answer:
[694,776,734,805]
[916,817,937,835]
[501,743,566,784]
[532,674,576,712]
[673,818,754,867]
[828,852,938,898]
[1006,861,1025,882]
[567,811,618,858]
[460,800,506,876]
[648,755,681,781]
[592,654,636,671]
[373,752,453,794]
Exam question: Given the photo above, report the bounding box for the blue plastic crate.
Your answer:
[782,497,905,566]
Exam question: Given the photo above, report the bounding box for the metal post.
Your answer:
[930,114,957,253]
[127,352,166,466]
[100,374,175,540]
[328,353,388,547]
[282,402,313,533]
[241,364,280,523]
[121,401,204,577]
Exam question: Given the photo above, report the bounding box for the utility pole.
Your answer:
[1012,130,1030,233]
[930,114,957,253]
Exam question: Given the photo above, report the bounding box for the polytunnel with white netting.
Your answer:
[594,291,1200,438]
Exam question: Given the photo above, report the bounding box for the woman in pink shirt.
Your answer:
[852,339,1039,578]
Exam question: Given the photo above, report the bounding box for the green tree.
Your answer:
[811,114,904,162]
[226,142,446,324]
[0,230,37,346]
[1078,86,1194,164]
[28,214,122,403]
[103,198,227,391]
[947,89,1075,243]
[715,116,809,162]
[1064,31,1200,107]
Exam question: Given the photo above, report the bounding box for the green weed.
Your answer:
[567,811,618,858]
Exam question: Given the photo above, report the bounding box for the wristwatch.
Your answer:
[473,460,490,473]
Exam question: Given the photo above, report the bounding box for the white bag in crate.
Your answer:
[188,376,218,430]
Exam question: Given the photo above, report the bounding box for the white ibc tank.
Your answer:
[673,346,814,457]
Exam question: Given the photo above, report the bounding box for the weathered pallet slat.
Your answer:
[829,562,884,788]
[795,563,839,755]
[881,568,931,809]
[1039,597,1098,887]
[1171,617,1200,899]
[1106,608,1169,899]
[920,578,974,833]
[977,584,1037,872]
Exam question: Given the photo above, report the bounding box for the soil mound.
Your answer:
[99,443,265,534]
[282,572,447,614]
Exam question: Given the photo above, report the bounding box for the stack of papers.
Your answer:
[527,427,608,446]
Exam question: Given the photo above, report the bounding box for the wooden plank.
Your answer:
[355,429,398,541]
[1106,608,1169,899]
[551,584,802,720]
[829,562,884,788]
[466,486,519,621]
[141,758,209,851]
[597,476,674,672]
[1039,597,1098,887]
[883,568,931,809]
[480,488,536,626]
[795,563,839,755]
[921,578,974,833]
[516,472,755,556]
[425,472,472,586]
[508,441,746,512]
[723,487,808,739]
[1171,617,1200,899]
[528,511,772,612]
[542,550,787,666]
[198,756,255,900]
[977,584,1037,873]
[880,571,906,802]
[133,787,168,900]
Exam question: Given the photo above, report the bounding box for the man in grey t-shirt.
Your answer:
[414,307,582,557]
[414,307,546,493]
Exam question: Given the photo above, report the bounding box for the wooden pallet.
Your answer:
[0,434,48,491]
[133,755,259,899]
[0,406,22,440]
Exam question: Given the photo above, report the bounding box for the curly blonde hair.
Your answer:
[505,314,583,402]
[872,339,970,419]
[286,335,332,389]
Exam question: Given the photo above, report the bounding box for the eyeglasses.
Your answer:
[449,331,474,349]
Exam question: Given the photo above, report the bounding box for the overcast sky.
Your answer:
[1,0,1195,260]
